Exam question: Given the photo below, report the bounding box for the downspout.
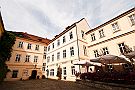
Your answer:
[75,24,81,72]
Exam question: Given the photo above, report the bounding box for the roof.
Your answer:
[9,31,51,45]
[86,7,135,34]
[49,18,85,44]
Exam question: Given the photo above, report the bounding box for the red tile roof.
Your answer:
[9,31,51,45]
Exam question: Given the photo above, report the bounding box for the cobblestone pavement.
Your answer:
[0,79,100,90]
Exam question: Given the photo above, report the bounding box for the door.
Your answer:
[31,70,37,79]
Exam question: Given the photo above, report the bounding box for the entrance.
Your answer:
[31,70,37,79]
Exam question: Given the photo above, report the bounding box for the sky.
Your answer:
[1,0,135,39]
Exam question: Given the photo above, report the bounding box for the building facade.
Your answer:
[86,7,135,72]
[46,18,90,81]
[5,32,50,81]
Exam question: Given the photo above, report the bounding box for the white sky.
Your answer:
[1,0,135,39]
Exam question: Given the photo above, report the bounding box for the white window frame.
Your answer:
[27,43,32,49]
[52,54,54,62]
[91,33,96,41]
[94,50,99,57]
[57,39,60,46]
[99,29,105,38]
[15,54,21,62]
[47,56,50,63]
[57,52,60,60]
[35,45,39,51]
[102,47,109,55]
[69,31,73,39]
[18,41,23,48]
[71,66,75,75]
[118,43,126,54]
[111,22,120,32]
[70,47,74,56]
[25,55,30,62]
[63,67,66,75]
[50,69,54,76]
[63,50,66,58]
[129,14,135,25]
[63,36,66,43]
[34,56,38,62]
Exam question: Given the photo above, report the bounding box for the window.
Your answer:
[27,43,32,49]
[48,46,50,51]
[50,69,54,76]
[129,14,135,25]
[34,56,38,62]
[118,43,126,54]
[35,45,39,50]
[102,47,109,55]
[112,22,119,31]
[43,63,46,66]
[44,46,47,52]
[63,50,66,58]
[43,53,46,59]
[25,55,30,62]
[83,45,87,56]
[99,29,105,38]
[91,33,96,41]
[71,66,75,75]
[63,67,66,75]
[69,31,73,39]
[70,47,74,56]
[57,52,60,60]
[52,43,54,49]
[81,30,85,39]
[23,70,28,76]
[57,40,60,46]
[94,50,99,57]
[63,36,66,43]
[42,67,46,71]
[47,56,50,63]
[52,54,54,62]
[15,54,21,62]
[12,70,18,78]
[42,63,46,71]
[18,41,23,48]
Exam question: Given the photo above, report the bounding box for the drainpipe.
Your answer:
[75,24,81,72]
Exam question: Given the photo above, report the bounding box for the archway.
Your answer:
[31,70,37,79]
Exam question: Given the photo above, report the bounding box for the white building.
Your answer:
[86,7,135,72]
[46,18,90,81]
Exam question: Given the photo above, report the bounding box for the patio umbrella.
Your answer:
[73,60,93,66]
[90,58,100,63]
[73,60,95,72]
[125,51,135,59]
[99,55,129,64]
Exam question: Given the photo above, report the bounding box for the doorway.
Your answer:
[31,70,37,79]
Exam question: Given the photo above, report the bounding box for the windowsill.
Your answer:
[99,36,105,39]
[113,29,121,33]
[91,40,96,42]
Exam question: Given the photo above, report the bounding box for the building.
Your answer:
[5,32,50,81]
[46,18,90,81]
[86,7,135,72]
[0,11,5,39]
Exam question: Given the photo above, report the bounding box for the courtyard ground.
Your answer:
[0,79,99,90]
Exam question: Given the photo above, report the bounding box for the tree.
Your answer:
[0,31,16,82]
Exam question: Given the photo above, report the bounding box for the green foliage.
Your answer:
[0,31,16,82]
